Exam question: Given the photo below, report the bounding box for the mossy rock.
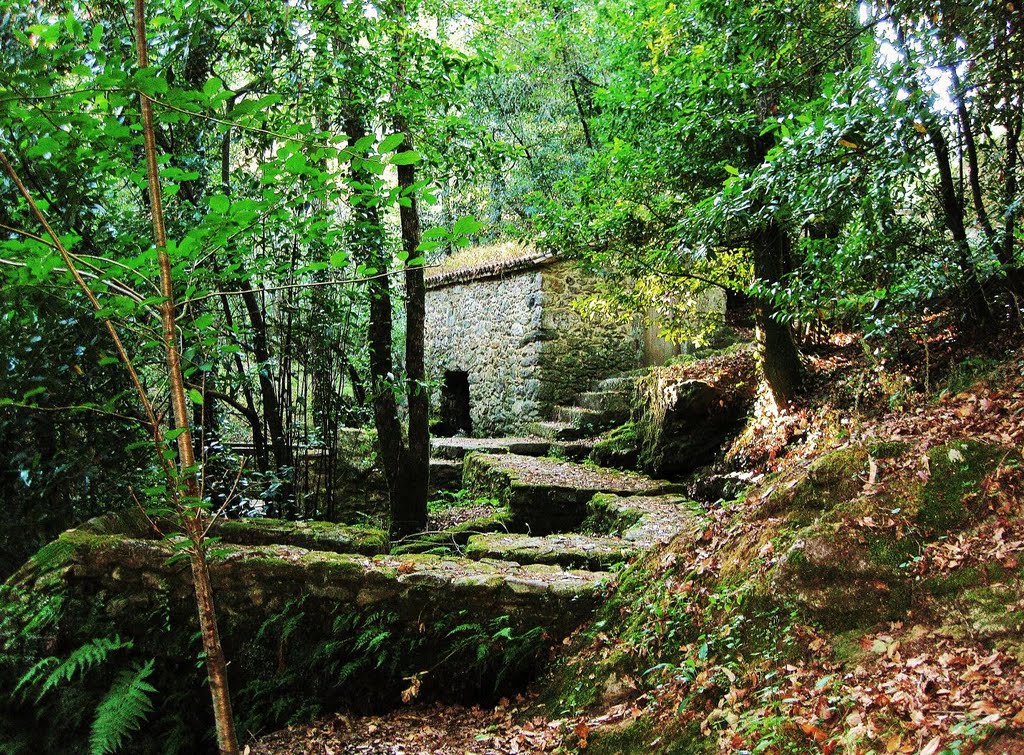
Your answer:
[769,521,912,630]
[917,440,1018,533]
[466,532,638,571]
[590,421,641,471]
[943,579,1024,642]
[761,445,870,523]
[390,509,514,555]
[212,518,388,555]
[586,716,708,755]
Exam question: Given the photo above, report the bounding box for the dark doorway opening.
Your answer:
[438,370,472,437]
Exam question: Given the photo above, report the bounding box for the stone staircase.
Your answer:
[518,374,636,453]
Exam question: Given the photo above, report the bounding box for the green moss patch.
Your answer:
[918,441,1017,533]
[761,445,870,523]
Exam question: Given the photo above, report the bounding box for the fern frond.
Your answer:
[37,636,134,700]
[447,622,483,637]
[89,659,156,755]
[14,656,58,698]
[30,539,76,573]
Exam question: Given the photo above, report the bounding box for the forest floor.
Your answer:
[253,319,1024,754]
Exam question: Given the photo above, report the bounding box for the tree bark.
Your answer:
[1002,111,1021,274]
[928,124,990,319]
[133,3,238,752]
[748,133,803,404]
[343,113,410,534]
[393,131,429,538]
[751,219,803,404]
[949,67,995,244]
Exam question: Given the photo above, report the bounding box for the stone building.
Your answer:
[424,252,643,436]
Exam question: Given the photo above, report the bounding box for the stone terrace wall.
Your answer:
[425,258,643,435]
[535,262,642,408]
[425,265,546,435]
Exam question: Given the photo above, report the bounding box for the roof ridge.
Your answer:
[425,251,559,288]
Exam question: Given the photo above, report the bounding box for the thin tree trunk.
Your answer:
[133,3,238,753]
[343,113,408,526]
[928,124,990,319]
[748,133,803,404]
[751,219,803,403]
[393,130,429,538]
[949,67,995,243]
[1002,111,1021,273]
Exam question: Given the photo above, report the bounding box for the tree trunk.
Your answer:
[343,113,410,534]
[751,219,803,404]
[949,67,995,244]
[1002,111,1021,274]
[393,131,429,538]
[748,133,802,404]
[133,2,238,752]
[928,124,990,320]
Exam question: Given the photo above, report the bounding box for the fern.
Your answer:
[89,660,156,755]
[16,635,134,702]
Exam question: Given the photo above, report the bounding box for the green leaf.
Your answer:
[390,150,420,166]
[378,132,406,153]
[208,195,230,214]
[164,427,187,442]
[187,389,204,405]
[452,216,482,236]
[202,77,223,98]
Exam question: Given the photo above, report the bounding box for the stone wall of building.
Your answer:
[425,259,644,436]
[534,263,643,407]
[425,267,546,435]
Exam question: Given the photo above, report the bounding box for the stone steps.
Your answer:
[463,453,681,534]
[466,532,638,571]
[37,516,611,641]
[524,420,589,442]
[596,375,638,394]
[428,458,464,497]
[579,389,632,416]
[465,493,705,570]
[552,405,623,432]
[430,436,551,461]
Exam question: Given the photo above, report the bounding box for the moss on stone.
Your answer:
[763,445,870,523]
[918,441,1016,533]
[584,493,645,535]
[922,566,985,597]
[868,440,912,460]
[769,522,912,630]
[590,421,641,470]
[390,509,514,555]
[212,517,388,556]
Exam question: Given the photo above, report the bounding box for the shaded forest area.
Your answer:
[1,0,1022,752]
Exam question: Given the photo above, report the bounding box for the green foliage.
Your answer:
[2,586,157,754]
[427,487,501,513]
[15,635,133,702]
[89,660,157,755]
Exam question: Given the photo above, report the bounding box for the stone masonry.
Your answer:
[425,255,642,435]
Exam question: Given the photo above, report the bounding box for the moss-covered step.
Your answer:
[552,405,621,432]
[391,508,514,555]
[466,532,639,570]
[431,436,552,460]
[12,529,609,635]
[586,493,706,548]
[77,510,389,556]
[464,453,680,534]
[428,458,464,497]
[524,420,589,442]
